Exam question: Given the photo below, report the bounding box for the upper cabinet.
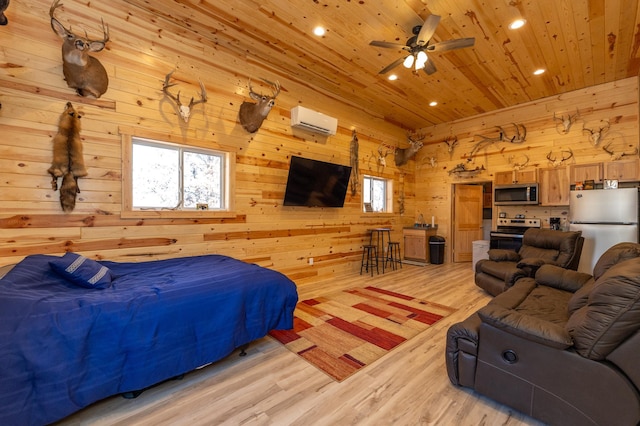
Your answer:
[604,159,640,182]
[570,163,603,184]
[494,169,537,185]
[539,167,570,206]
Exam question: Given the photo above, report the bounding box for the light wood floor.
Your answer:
[57,262,545,426]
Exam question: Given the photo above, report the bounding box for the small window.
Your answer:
[363,175,392,213]
[122,134,235,218]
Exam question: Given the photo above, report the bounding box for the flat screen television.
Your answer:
[283,156,352,207]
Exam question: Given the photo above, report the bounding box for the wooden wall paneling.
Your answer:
[0,0,415,282]
[415,77,639,261]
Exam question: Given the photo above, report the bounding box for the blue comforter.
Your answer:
[0,254,298,425]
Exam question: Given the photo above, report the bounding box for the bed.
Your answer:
[0,253,298,425]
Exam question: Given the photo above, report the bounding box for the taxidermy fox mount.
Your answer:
[48,102,87,212]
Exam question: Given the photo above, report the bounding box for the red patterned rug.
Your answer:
[269,286,456,382]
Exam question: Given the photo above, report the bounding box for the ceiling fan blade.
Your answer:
[427,38,475,52]
[370,40,407,49]
[378,57,406,74]
[423,59,437,75]
[416,15,441,46]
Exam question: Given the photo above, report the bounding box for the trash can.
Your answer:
[429,235,445,264]
[472,240,490,271]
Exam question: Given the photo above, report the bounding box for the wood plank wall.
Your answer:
[0,0,416,286]
[1,1,638,284]
[416,77,639,260]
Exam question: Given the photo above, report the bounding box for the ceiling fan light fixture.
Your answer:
[403,54,415,68]
[508,19,526,30]
[388,74,398,81]
[415,51,428,69]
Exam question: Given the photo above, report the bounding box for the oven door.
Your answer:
[489,232,524,251]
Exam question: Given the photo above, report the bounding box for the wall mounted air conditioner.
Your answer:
[290,106,338,136]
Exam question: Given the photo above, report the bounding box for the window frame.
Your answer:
[120,128,236,219]
[363,174,393,213]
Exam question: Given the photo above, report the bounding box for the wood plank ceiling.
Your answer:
[123,0,640,130]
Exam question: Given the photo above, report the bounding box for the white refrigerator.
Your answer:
[569,188,639,273]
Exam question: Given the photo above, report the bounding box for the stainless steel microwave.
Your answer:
[494,183,539,205]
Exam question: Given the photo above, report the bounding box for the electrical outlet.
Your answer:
[309,257,314,265]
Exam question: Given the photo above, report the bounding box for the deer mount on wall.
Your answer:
[394,133,425,166]
[509,154,530,171]
[546,148,574,167]
[162,69,207,123]
[467,123,527,162]
[238,78,281,133]
[553,109,580,134]
[47,102,87,212]
[602,143,639,161]
[443,136,458,159]
[49,0,110,98]
[583,121,611,146]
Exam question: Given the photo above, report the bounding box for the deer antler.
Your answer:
[510,154,529,171]
[162,69,207,123]
[500,123,527,144]
[546,148,574,167]
[443,136,458,157]
[583,121,610,146]
[553,109,579,134]
[603,143,639,161]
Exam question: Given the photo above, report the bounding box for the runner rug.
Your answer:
[269,286,456,382]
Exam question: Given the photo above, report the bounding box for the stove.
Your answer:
[490,217,541,251]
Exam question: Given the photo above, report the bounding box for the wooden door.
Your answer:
[453,184,484,262]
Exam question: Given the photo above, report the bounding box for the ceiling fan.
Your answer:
[369,14,475,75]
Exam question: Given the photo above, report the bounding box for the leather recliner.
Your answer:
[446,242,640,426]
[475,228,584,296]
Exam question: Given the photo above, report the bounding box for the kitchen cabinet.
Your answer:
[570,163,603,184]
[403,228,437,263]
[494,169,537,185]
[604,159,640,182]
[538,166,570,206]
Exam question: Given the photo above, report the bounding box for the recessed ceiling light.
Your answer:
[429,101,438,107]
[508,19,526,30]
[313,26,326,36]
[533,68,546,75]
[388,74,398,81]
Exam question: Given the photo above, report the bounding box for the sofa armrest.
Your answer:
[478,304,573,349]
[516,257,550,276]
[535,264,593,293]
[488,249,521,262]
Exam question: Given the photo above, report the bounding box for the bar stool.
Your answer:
[360,244,379,276]
[385,241,402,270]
[368,227,391,273]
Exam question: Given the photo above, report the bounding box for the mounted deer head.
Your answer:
[162,69,207,123]
[553,109,580,134]
[238,78,281,133]
[49,0,110,98]
[394,133,425,166]
[443,136,458,158]
[546,148,574,167]
[583,121,610,146]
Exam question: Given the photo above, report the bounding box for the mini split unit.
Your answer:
[290,106,338,136]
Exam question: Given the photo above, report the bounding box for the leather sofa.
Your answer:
[475,228,584,296]
[446,242,640,426]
